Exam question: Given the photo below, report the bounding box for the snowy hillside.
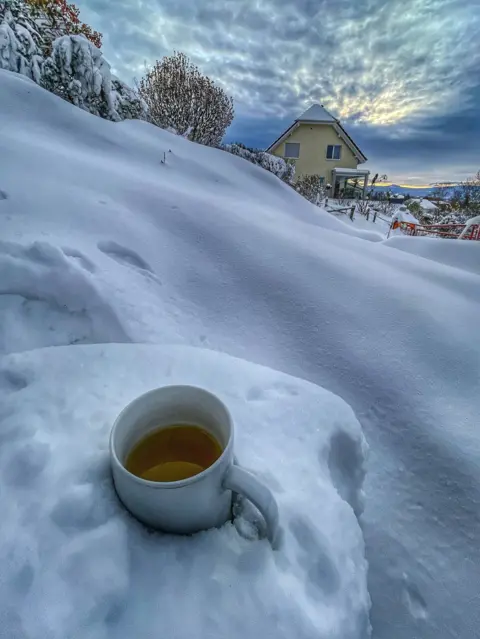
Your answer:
[1,70,480,639]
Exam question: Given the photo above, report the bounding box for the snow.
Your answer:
[410,198,438,211]
[391,207,420,225]
[333,168,370,175]
[0,344,368,639]
[325,201,392,238]
[458,214,480,239]
[1,68,480,639]
[384,236,480,275]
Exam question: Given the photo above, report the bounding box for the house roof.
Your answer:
[265,103,367,163]
[297,104,336,122]
[411,198,439,211]
[332,167,370,176]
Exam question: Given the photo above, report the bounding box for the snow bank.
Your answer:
[391,207,420,225]
[1,69,480,639]
[0,239,129,353]
[384,235,480,275]
[0,343,369,639]
[409,198,438,211]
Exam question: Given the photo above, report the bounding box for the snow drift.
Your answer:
[384,235,480,275]
[1,69,480,639]
[0,344,369,639]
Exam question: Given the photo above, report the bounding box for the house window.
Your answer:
[284,142,300,159]
[326,145,342,160]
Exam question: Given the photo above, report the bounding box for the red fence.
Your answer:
[390,222,480,240]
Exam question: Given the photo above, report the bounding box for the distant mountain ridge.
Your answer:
[372,184,434,197]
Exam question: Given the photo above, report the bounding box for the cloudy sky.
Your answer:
[78,0,479,185]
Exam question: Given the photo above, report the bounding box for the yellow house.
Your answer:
[266,104,369,198]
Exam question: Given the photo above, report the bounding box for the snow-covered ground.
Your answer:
[325,200,393,238]
[1,70,480,639]
[0,344,369,639]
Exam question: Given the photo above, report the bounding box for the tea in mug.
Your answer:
[125,424,223,482]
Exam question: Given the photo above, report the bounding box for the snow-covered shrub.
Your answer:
[294,174,326,203]
[259,151,295,183]
[111,76,148,121]
[42,35,146,122]
[438,211,467,225]
[0,0,43,80]
[224,143,295,184]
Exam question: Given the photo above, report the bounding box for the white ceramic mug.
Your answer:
[110,385,279,544]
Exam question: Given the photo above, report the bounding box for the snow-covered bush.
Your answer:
[111,76,148,121]
[224,143,295,184]
[438,211,467,225]
[259,151,296,183]
[0,0,43,80]
[294,174,326,203]
[138,51,234,147]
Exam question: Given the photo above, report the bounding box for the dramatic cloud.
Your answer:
[78,0,480,183]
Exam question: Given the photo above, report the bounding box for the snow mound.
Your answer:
[0,344,369,639]
[0,69,381,244]
[384,236,480,276]
[1,67,480,639]
[0,240,129,353]
[391,208,420,225]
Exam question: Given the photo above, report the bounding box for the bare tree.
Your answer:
[356,198,370,218]
[451,171,480,219]
[138,51,234,147]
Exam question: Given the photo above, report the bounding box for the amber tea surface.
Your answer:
[125,424,223,482]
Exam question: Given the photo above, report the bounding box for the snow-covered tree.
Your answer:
[111,76,148,122]
[25,0,101,54]
[41,35,146,122]
[1,0,145,124]
[42,34,113,116]
[0,0,43,80]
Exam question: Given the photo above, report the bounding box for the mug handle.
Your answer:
[223,465,279,547]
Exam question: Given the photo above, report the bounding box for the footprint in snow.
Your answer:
[61,246,96,273]
[3,440,51,487]
[326,429,365,517]
[50,483,110,533]
[289,515,340,599]
[402,574,428,620]
[97,240,158,281]
[0,369,29,394]
[246,382,299,402]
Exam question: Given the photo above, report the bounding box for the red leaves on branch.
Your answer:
[26,0,102,49]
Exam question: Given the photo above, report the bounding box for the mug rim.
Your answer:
[110,385,234,490]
